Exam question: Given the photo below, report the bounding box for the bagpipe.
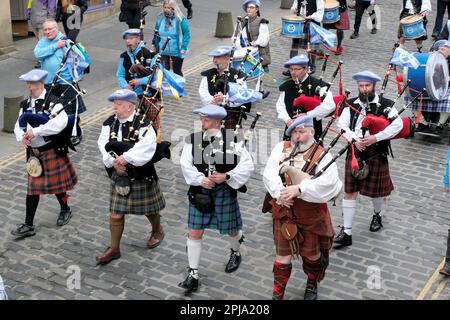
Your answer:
[104,37,174,180]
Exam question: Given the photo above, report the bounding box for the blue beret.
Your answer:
[193,104,227,120]
[242,0,261,11]
[19,69,48,82]
[285,116,314,137]
[107,89,137,104]
[432,40,450,51]
[352,71,381,83]
[208,45,233,57]
[284,54,309,68]
[122,28,141,39]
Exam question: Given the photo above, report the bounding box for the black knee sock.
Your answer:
[55,193,70,211]
[337,30,344,47]
[25,194,40,226]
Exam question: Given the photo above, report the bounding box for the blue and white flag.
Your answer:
[228,82,262,104]
[150,63,186,98]
[309,23,336,47]
[390,48,420,69]
[65,41,91,82]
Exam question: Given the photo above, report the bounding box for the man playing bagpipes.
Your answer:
[34,19,88,146]
[179,104,254,295]
[334,71,404,248]
[12,69,78,238]
[96,89,166,264]
[198,45,250,129]
[117,28,161,129]
[263,116,342,300]
[276,55,335,141]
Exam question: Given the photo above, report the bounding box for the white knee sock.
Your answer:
[438,113,450,126]
[229,230,243,255]
[372,197,384,215]
[187,238,202,278]
[342,199,357,236]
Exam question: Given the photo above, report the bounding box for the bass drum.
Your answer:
[403,51,449,101]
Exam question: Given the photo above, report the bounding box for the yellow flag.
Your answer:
[156,69,164,89]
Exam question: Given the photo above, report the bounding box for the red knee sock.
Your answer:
[273,261,292,300]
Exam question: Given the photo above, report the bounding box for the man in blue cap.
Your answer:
[335,70,403,248]
[263,115,342,300]
[276,54,335,141]
[282,0,325,76]
[96,88,166,264]
[199,45,251,129]
[117,28,159,129]
[179,104,254,295]
[12,68,78,238]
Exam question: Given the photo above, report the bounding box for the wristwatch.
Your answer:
[225,173,231,181]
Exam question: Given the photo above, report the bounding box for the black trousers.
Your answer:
[125,9,141,29]
[181,0,192,8]
[354,0,376,33]
[433,0,450,36]
[161,55,184,76]
[446,229,450,263]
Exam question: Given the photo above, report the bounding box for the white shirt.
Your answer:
[180,130,254,190]
[404,0,431,15]
[276,75,335,124]
[235,19,270,48]
[263,141,342,203]
[14,89,68,148]
[97,112,157,168]
[338,94,403,142]
[291,0,324,23]
[199,74,248,108]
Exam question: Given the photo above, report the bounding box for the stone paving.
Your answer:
[0,1,449,300]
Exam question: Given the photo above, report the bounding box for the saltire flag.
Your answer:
[390,47,420,69]
[309,23,336,47]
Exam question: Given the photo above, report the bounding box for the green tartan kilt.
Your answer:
[188,183,242,235]
[110,177,165,215]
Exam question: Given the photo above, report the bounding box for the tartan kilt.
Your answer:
[188,183,242,235]
[27,149,78,195]
[140,96,160,130]
[110,177,165,215]
[323,10,350,30]
[273,202,334,258]
[344,153,394,197]
[406,88,450,113]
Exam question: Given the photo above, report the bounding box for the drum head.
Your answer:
[400,14,422,24]
[324,0,339,8]
[425,51,449,100]
[283,15,306,21]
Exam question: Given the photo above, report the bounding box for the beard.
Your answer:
[358,90,376,102]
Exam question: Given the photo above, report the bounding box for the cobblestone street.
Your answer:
[0,1,449,300]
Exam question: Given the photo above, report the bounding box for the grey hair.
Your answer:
[42,18,58,29]
[163,0,184,21]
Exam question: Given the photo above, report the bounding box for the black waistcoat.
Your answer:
[200,67,244,96]
[120,46,154,90]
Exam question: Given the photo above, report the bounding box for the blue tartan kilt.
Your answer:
[188,184,242,235]
[406,88,450,113]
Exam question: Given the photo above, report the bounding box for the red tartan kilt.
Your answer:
[273,202,334,258]
[344,153,394,197]
[27,149,78,195]
[323,10,350,30]
[143,97,160,129]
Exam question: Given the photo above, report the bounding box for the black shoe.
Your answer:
[225,249,242,273]
[70,135,82,146]
[371,28,377,35]
[434,124,444,136]
[309,66,316,74]
[350,32,359,39]
[417,123,429,132]
[57,208,72,227]
[439,262,450,276]
[369,213,383,232]
[178,270,199,295]
[334,226,352,248]
[282,70,291,77]
[187,7,193,19]
[11,224,36,238]
[431,34,438,40]
[261,90,270,99]
[304,279,318,300]
[34,61,41,69]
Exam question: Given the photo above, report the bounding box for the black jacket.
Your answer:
[55,0,88,22]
